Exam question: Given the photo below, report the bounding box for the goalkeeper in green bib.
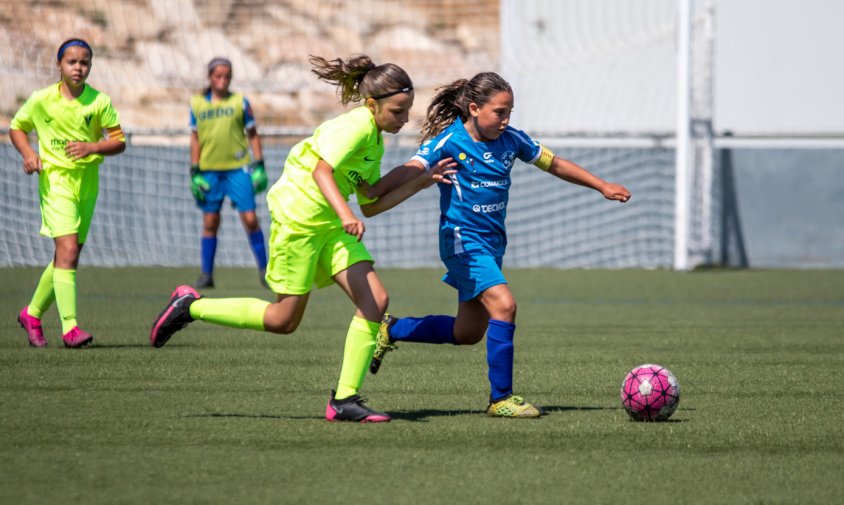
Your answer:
[189,57,269,289]
[10,38,126,348]
[151,55,456,422]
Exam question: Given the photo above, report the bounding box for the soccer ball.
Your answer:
[620,364,680,422]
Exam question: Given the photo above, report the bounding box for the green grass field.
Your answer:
[1,267,842,504]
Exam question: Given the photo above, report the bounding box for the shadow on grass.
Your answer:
[184,412,324,420]
[88,343,157,349]
[183,406,691,422]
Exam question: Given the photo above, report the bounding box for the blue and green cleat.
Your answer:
[486,394,543,418]
[369,313,397,374]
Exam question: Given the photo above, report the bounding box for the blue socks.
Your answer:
[248,229,267,270]
[486,319,515,402]
[390,315,515,401]
[201,231,266,275]
[389,315,457,344]
[200,236,217,275]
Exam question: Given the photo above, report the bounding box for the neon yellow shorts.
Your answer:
[265,219,374,295]
[38,165,99,243]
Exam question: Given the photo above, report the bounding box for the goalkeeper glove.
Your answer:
[249,160,268,193]
[190,164,210,202]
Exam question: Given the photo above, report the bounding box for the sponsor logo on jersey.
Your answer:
[84,114,93,126]
[348,170,364,186]
[472,201,507,213]
[470,179,508,189]
[482,151,494,163]
[198,107,235,121]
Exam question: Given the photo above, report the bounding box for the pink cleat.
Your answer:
[62,326,93,348]
[150,285,201,348]
[18,306,47,348]
[325,390,391,423]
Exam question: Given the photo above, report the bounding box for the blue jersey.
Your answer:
[412,120,542,259]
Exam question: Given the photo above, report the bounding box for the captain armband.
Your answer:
[533,145,555,171]
[106,126,126,143]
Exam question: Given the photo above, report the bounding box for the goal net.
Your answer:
[0,0,717,269]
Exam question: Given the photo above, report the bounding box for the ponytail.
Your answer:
[420,72,512,142]
[309,54,412,106]
[420,79,467,142]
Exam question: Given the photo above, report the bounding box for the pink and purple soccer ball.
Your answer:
[620,364,680,422]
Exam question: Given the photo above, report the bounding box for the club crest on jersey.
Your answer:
[501,151,516,168]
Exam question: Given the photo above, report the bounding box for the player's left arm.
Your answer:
[64,125,126,160]
[246,126,268,192]
[538,146,630,203]
[365,162,425,199]
[360,157,456,217]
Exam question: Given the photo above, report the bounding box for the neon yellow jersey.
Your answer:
[268,106,383,229]
[10,82,121,170]
[190,92,251,170]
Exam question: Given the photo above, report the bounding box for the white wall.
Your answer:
[501,0,844,134]
[715,0,844,133]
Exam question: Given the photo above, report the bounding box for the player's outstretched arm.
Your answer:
[361,158,456,217]
[547,156,631,203]
[364,162,425,199]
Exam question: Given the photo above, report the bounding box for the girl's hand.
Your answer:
[601,182,631,203]
[65,141,96,160]
[422,157,458,188]
[22,153,42,175]
[358,180,376,199]
[342,215,366,241]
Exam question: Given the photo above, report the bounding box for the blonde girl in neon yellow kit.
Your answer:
[10,38,126,348]
[150,55,456,422]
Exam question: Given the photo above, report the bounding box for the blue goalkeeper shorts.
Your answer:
[442,252,507,302]
[197,167,256,213]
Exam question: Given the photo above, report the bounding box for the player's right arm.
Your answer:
[188,129,210,201]
[9,129,42,175]
[313,158,366,241]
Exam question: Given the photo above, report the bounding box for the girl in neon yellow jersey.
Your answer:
[150,55,455,422]
[10,38,126,348]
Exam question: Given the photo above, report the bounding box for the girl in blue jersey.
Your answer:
[189,57,268,289]
[369,72,631,417]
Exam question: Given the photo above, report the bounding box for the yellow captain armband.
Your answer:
[106,126,126,143]
[534,145,555,171]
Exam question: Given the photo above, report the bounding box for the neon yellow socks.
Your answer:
[335,316,379,400]
[52,267,77,333]
[27,262,56,319]
[188,297,268,331]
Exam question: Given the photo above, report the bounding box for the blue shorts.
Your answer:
[197,167,256,213]
[442,253,507,302]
